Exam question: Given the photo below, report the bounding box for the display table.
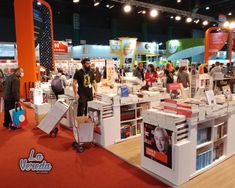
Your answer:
[88,92,169,147]
[141,100,235,186]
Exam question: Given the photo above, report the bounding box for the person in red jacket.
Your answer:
[145,64,158,87]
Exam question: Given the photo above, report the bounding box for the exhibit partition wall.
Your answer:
[14,0,54,100]
[204,27,233,67]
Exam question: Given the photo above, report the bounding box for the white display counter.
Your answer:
[141,100,235,186]
[88,92,169,147]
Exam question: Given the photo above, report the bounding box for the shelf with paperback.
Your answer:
[119,103,149,140]
[195,116,228,172]
[140,101,235,186]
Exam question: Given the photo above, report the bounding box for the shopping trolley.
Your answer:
[71,114,95,153]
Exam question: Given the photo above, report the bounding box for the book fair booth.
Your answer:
[3,1,235,186]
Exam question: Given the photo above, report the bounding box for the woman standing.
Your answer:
[164,63,175,85]
[145,64,158,87]
[177,66,190,88]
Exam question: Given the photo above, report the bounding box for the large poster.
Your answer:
[144,123,173,169]
[88,108,101,135]
[208,33,229,56]
[106,59,115,84]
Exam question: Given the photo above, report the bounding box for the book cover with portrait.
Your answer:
[144,123,173,169]
[88,108,101,135]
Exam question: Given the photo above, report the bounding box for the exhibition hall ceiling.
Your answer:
[51,0,235,18]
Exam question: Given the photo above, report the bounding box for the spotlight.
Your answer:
[73,0,79,3]
[170,16,174,19]
[142,10,146,14]
[109,5,115,9]
[124,4,132,13]
[228,12,232,16]
[175,16,181,21]
[106,4,110,8]
[37,1,42,5]
[150,9,158,18]
[186,17,192,23]
[229,22,235,29]
[224,21,230,27]
[205,6,210,10]
[177,0,181,3]
[202,20,209,26]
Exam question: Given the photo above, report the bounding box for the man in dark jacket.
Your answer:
[3,68,24,129]
[133,62,144,81]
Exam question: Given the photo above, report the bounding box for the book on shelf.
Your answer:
[214,123,227,140]
[196,150,212,171]
[197,127,211,145]
[121,125,131,139]
[213,142,224,161]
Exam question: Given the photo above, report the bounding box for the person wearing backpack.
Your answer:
[51,69,66,100]
[73,58,97,116]
[94,67,102,83]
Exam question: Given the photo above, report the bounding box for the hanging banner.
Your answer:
[119,38,137,68]
[136,42,158,55]
[54,41,68,53]
[208,33,229,56]
[106,59,115,84]
[109,40,120,54]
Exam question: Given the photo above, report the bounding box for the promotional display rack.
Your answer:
[141,105,235,186]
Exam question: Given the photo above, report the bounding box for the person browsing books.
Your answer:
[73,58,97,116]
[145,64,158,87]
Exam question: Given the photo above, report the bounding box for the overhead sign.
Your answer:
[208,33,229,56]
[110,40,120,53]
[54,41,68,53]
[136,42,159,54]
[0,43,15,58]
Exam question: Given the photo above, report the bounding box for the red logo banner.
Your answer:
[208,33,229,56]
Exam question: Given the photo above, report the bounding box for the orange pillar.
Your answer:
[14,0,54,99]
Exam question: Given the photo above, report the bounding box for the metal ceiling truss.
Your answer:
[110,0,217,22]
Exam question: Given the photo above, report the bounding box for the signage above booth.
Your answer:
[54,41,68,53]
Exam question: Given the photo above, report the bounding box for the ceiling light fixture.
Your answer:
[73,0,79,3]
[224,21,230,27]
[150,9,158,18]
[228,12,232,16]
[205,6,210,10]
[194,19,200,24]
[202,20,209,26]
[186,17,192,23]
[175,16,181,21]
[170,16,174,19]
[37,1,42,5]
[177,0,181,3]
[142,10,146,14]
[94,0,101,6]
[123,4,132,13]
[106,4,110,8]
[109,5,115,9]
[229,22,235,29]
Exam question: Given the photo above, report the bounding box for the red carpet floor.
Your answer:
[0,105,170,188]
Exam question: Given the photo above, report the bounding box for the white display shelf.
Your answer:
[192,155,226,178]
[196,141,213,150]
[141,108,235,186]
[121,119,136,124]
[214,134,227,142]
